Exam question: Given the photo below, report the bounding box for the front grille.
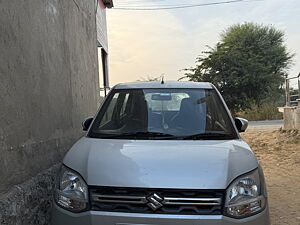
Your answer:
[89,187,224,215]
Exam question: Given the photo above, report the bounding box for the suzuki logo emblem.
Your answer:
[146,193,164,211]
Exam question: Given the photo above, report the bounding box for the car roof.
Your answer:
[113,81,213,89]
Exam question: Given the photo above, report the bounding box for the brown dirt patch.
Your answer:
[241,129,300,225]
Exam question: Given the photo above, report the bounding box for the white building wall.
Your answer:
[96,0,110,89]
[96,2,108,52]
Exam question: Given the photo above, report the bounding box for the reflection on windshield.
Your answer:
[89,88,237,140]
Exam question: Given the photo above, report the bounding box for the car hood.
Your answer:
[64,137,258,189]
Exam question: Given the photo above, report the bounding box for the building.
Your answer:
[0,0,113,224]
[282,74,300,130]
[97,0,114,95]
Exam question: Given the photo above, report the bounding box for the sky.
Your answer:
[105,0,300,87]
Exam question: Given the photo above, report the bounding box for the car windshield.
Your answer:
[89,88,237,140]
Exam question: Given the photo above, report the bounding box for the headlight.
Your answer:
[55,165,89,212]
[224,169,267,218]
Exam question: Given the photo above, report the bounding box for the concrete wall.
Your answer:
[0,0,101,223]
[283,107,300,130]
[0,164,60,225]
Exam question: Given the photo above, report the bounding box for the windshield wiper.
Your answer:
[98,131,176,139]
[182,132,235,140]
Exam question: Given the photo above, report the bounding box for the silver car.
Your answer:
[52,81,270,225]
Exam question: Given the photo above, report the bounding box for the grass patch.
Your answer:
[237,103,283,121]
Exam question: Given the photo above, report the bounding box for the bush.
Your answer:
[237,103,283,121]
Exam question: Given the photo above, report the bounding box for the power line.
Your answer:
[116,2,199,7]
[115,0,215,8]
[116,0,167,6]
[116,3,196,7]
[115,0,232,7]
[117,0,167,3]
[113,0,263,11]
[115,0,259,9]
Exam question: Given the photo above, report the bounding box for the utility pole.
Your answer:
[285,76,290,107]
[298,72,300,102]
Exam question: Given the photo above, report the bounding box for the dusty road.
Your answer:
[248,120,283,130]
[241,126,300,225]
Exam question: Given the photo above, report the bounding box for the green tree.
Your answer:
[183,23,294,113]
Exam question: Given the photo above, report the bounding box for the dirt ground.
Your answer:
[241,129,300,225]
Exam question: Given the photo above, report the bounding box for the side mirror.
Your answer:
[235,117,248,133]
[82,117,93,131]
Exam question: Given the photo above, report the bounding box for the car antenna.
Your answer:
[161,75,164,84]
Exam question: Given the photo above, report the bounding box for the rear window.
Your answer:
[89,88,237,140]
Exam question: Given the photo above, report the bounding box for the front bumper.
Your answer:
[51,203,270,225]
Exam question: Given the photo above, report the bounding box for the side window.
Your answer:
[120,93,129,116]
[99,93,119,127]
[206,90,232,133]
[145,93,189,111]
[167,93,189,111]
